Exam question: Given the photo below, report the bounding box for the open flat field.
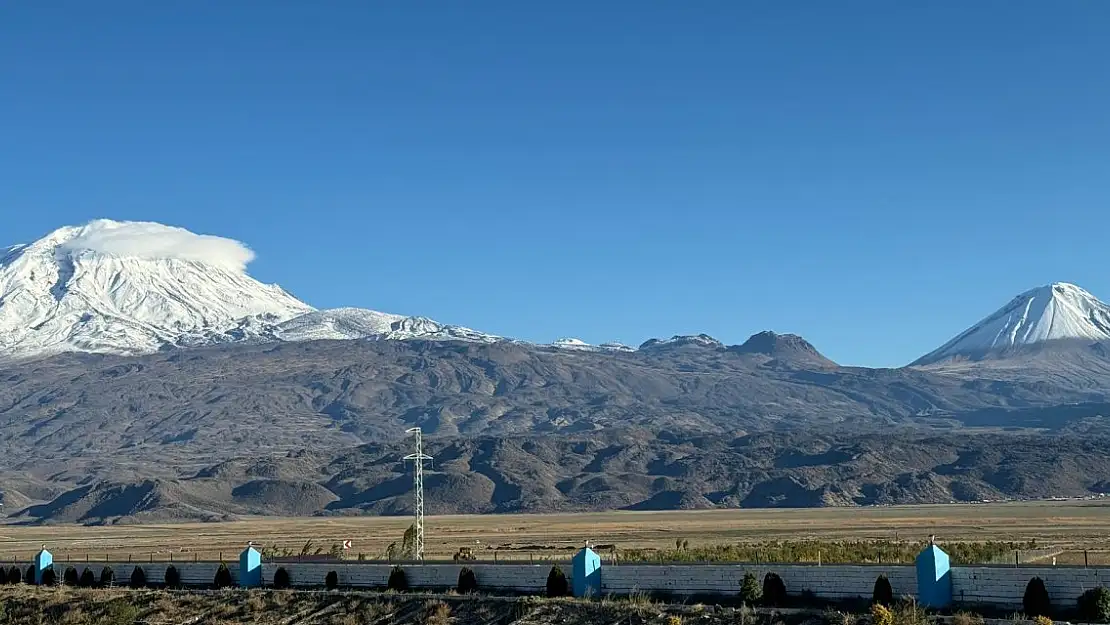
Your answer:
[2,500,1109,564]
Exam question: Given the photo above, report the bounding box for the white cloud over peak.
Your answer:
[58,220,256,271]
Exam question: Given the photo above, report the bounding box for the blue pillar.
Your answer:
[916,543,951,608]
[239,545,261,588]
[34,547,53,585]
[572,547,601,598]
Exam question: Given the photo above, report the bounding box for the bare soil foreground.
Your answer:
[0,586,1010,625]
[3,501,1110,563]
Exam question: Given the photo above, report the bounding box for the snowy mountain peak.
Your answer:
[0,220,311,357]
[0,221,502,358]
[913,282,1110,365]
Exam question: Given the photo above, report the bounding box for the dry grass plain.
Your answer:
[2,500,1108,564]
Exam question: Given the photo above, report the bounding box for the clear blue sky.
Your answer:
[3,2,1109,367]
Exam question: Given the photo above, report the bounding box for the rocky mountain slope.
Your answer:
[5,221,1110,522]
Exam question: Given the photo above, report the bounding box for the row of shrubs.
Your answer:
[270,564,571,597]
[0,564,237,589]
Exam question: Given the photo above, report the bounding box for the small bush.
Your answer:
[953,611,984,625]
[762,572,787,606]
[894,599,927,625]
[213,563,233,589]
[426,601,451,625]
[0,568,8,584]
[1078,588,1110,622]
[164,565,181,589]
[63,566,79,586]
[129,566,146,589]
[1033,616,1053,625]
[873,575,894,606]
[40,566,56,586]
[1023,577,1051,617]
[7,566,19,584]
[104,599,141,625]
[388,566,408,592]
[667,616,684,625]
[325,570,339,590]
[79,568,95,587]
[546,565,569,598]
[23,566,34,584]
[457,566,478,594]
[871,603,894,625]
[100,566,115,587]
[273,567,291,589]
[740,572,762,604]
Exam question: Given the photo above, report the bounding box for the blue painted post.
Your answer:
[916,543,952,608]
[34,546,53,585]
[572,547,601,598]
[239,544,261,588]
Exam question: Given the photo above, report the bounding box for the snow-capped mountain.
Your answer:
[0,220,497,358]
[913,282,1110,365]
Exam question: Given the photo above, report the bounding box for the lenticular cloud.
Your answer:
[59,220,256,271]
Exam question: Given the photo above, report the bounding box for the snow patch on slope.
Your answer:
[914,283,1110,365]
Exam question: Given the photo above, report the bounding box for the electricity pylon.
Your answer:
[403,427,433,560]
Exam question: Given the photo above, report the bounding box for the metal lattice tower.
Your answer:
[403,427,433,561]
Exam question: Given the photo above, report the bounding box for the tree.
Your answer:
[401,524,418,559]
[325,571,339,590]
[164,565,182,589]
[41,566,56,586]
[1023,577,1051,617]
[129,566,147,589]
[7,567,19,585]
[100,566,115,587]
[23,567,34,584]
[740,572,761,604]
[63,567,79,586]
[385,542,398,561]
[273,567,291,589]
[873,575,894,606]
[214,563,233,589]
[388,566,408,592]
[546,565,569,598]
[457,567,478,594]
[762,572,787,606]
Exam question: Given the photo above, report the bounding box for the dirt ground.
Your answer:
[2,500,1109,564]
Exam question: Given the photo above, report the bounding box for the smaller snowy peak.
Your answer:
[599,342,635,352]
[731,331,836,366]
[276,309,501,344]
[913,282,1110,366]
[639,334,724,351]
[551,338,596,351]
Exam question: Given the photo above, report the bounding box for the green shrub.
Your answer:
[40,566,56,586]
[23,566,33,584]
[214,563,233,589]
[273,567,291,589]
[457,567,478,594]
[873,575,894,606]
[387,566,408,592]
[7,566,19,584]
[326,570,339,590]
[740,572,762,604]
[100,566,115,587]
[79,568,96,587]
[164,565,181,589]
[762,572,787,606]
[1078,588,1110,622]
[129,566,146,589]
[546,565,569,598]
[1023,577,1051,617]
[63,566,78,586]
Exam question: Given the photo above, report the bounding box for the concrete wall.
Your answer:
[5,558,1109,609]
[953,567,1110,609]
[601,564,917,600]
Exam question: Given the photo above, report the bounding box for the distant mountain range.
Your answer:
[3,220,1110,523]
